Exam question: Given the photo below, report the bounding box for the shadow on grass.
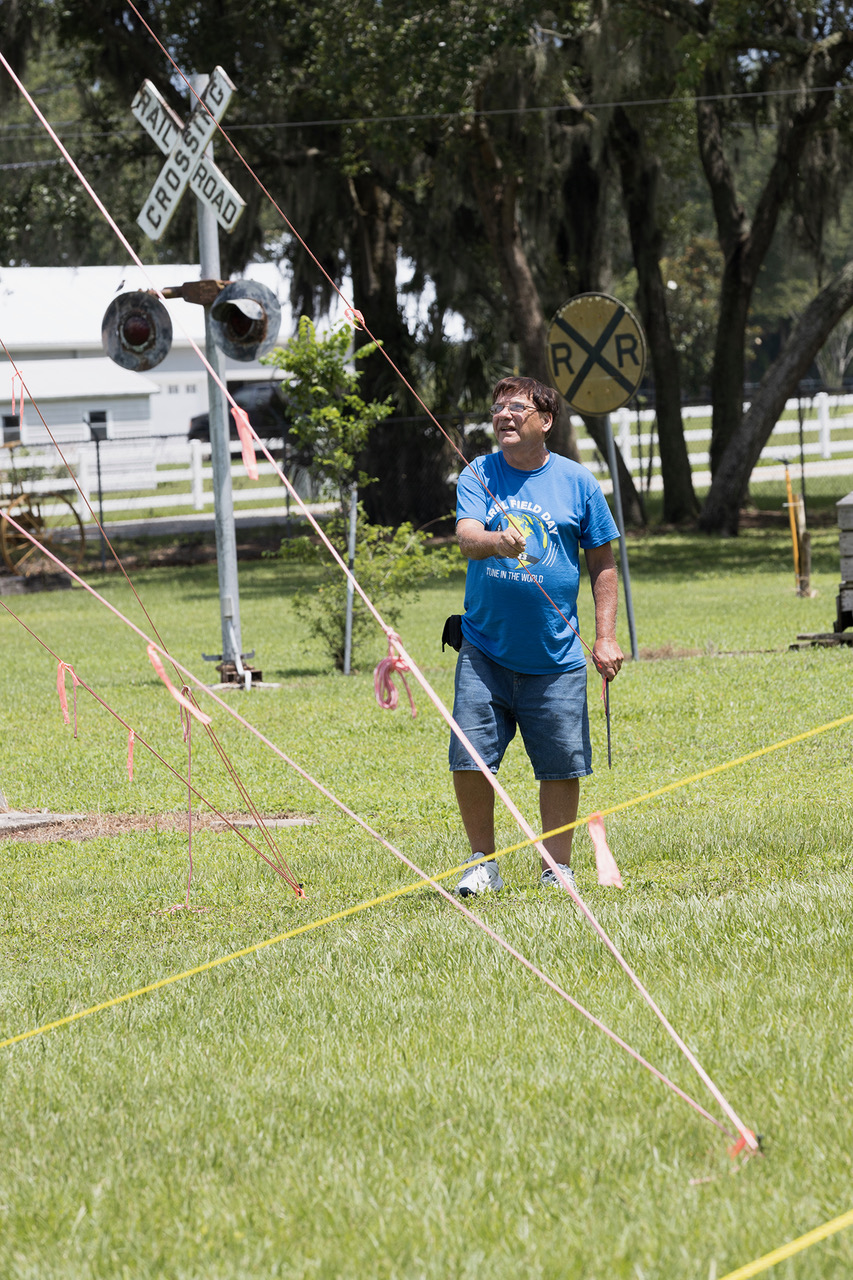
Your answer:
[618,528,840,580]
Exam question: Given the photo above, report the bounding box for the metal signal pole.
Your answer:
[193,77,243,673]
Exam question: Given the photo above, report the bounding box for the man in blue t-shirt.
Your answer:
[450,376,624,896]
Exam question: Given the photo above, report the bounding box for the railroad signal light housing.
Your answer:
[101,291,173,371]
[209,280,281,362]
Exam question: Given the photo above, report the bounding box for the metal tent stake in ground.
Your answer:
[546,292,645,662]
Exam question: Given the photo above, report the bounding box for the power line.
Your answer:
[0,77,851,147]
[0,159,63,170]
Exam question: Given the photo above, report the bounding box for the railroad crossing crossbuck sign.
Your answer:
[546,293,646,415]
[132,67,246,241]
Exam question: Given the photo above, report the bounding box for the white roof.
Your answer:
[0,262,292,354]
[2,357,160,405]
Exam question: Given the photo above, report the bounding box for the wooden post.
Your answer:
[794,494,814,598]
[784,465,800,585]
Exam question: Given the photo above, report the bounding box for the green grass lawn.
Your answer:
[1,523,852,1278]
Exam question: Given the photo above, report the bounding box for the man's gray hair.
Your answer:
[492,377,559,428]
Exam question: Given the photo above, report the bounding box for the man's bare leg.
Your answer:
[538,778,580,870]
[453,770,496,859]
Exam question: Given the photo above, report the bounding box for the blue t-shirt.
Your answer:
[456,450,620,674]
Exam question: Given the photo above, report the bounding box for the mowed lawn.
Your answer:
[1,519,852,1279]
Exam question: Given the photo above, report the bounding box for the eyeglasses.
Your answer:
[490,400,537,418]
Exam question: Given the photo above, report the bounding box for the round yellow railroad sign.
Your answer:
[546,293,646,414]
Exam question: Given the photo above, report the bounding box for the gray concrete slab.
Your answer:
[0,810,85,832]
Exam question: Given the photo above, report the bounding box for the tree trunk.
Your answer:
[699,260,853,534]
[465,111,579,462]
[697,43,853,481]
[610,106,697,523]
[348,174,455,527]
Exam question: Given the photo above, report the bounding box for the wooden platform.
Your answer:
[789,632,853,650]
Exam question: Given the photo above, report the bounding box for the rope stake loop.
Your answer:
[374,634,416,716]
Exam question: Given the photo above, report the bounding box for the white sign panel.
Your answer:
[190,158,245,232]
[131,80,184,155]
[134,66,245,242]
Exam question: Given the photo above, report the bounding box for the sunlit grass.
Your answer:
[1,524,852,1277]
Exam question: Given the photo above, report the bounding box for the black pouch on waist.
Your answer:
[441,614,463,652]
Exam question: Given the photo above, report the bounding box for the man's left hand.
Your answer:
[592,636,624,682]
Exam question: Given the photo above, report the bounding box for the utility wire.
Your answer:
[0,76,850,148]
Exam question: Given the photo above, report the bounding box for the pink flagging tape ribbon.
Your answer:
[56,661,79,737]
[373,635,416,717]
[588,811,623,887]
[147,645,212,725]
[127,729,135,782]
[728,1129,759,1160]
[230,406,259,480]
[345,307,365,328]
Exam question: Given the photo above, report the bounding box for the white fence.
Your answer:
[578,391,853,494]
[4,392,853,525]
[0,436,314,523]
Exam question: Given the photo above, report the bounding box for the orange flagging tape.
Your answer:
[588,811,623,887]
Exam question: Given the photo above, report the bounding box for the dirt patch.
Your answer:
[1,810,308,843]
[638,644,704,661]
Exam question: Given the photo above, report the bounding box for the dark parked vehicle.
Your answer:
[188,380,290,441]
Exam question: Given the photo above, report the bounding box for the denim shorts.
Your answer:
[449,640,592,780]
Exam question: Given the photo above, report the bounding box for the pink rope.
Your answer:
[588,812,624,887]
[127,728,135,782]
[0,509,752,1144]
[0,55,755,1149]
[2,599,304,890]
[373,633,416,716]
[56,661,79,738]
[147,645,212,725]
[11,371,23,422]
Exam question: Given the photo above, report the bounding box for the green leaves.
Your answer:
[263,315,393,510]
[289,506,456,671]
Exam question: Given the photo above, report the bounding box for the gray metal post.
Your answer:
[603,413,639,661]
[194,75,242,666]
[94,435,106,570]
[343,483,358,675]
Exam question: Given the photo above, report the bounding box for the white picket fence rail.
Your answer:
[575,391,853,494]
[0,436,315,522]
[3,391,853,523]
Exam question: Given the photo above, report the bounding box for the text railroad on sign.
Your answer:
[131,66,246,242]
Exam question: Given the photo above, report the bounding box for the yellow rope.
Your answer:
[0,877,442,1051]
[492,710,853,860]
[717,1207,853,1280]
[2,709,852,1052]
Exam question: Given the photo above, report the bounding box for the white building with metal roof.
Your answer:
[0,262,293,443]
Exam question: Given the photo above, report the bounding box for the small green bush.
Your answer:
[287,506,456,670]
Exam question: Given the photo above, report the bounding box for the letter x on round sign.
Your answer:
[546,293,647,415]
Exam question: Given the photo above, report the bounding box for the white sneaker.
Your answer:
[453,858,504,897]
[540,865,576,891]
